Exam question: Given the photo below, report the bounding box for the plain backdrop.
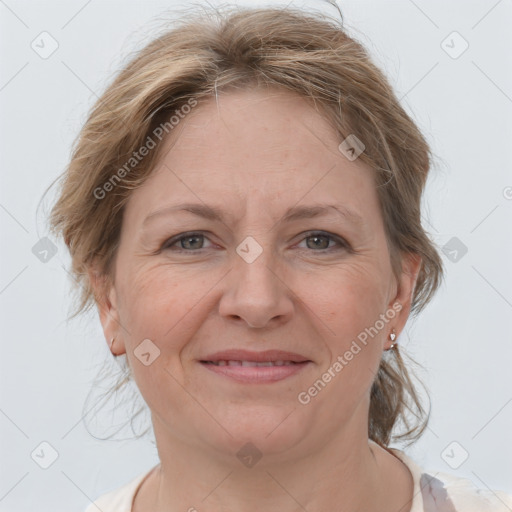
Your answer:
[1,0,511,510]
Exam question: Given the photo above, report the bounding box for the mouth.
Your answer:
[202,360,302,367]
[199,349,312,383]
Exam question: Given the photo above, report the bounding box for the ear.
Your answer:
[385,252,422,349]
[88,266,126,355]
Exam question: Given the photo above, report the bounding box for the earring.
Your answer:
[388,329,397,350]
[110,336,116,353]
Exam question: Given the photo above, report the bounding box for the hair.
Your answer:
[46,3,444,448]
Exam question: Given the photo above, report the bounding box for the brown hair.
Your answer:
[47,4,443,447]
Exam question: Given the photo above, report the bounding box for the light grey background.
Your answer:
[1,0,511,510]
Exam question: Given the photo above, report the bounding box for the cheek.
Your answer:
[300,261,389,393]
[117,266,188,347]
[302,260,389,335]
[116,239,225,382]
[116,262,219,361]
[115,270,201,412]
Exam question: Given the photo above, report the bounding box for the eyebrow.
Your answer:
[142,202,364,227]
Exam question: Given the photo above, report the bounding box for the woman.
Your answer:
[48,4,512,512]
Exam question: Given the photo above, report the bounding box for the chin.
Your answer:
[197,405,310,464]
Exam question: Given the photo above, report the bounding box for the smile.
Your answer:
[199,360,311,383]
[203,360,299,366]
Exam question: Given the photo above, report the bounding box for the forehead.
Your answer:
[165,87,341,166]
[124,87,379,225]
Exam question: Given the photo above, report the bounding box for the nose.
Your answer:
[218,247,294,329]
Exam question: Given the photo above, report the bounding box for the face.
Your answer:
[93,87,420,464]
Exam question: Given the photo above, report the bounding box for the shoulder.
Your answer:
[83,467,155,512]
[386,445,512,512]
[418,470,512,511]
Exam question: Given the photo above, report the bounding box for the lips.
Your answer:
[199,349,312,383]
[207,360,298,367]
[200,349,310,364]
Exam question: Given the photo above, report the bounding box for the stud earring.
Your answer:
[388,330,397,350]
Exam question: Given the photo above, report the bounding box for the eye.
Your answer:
[160,230,349,253]
[162,232,214,251]
[297,231,349,252]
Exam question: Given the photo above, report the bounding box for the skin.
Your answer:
[89,87,421,512]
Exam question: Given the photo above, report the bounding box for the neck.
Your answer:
[143,417,390,512]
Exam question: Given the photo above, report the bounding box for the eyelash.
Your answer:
[161,231,350,254]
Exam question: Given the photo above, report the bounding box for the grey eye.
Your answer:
[178,234,205,250]
[305,234,332,250]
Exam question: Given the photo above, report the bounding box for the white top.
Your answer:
[85,442,512,512]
